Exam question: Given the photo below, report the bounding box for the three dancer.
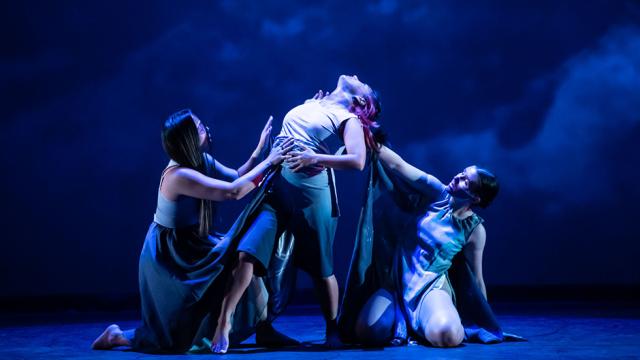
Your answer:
[93,75,514,353]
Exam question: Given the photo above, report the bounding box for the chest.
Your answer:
[284,104,339,136]
[416,209,465,261]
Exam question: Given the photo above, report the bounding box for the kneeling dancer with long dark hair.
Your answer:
[91,110,293,353]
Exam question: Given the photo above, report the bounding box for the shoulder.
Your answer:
[467,222,486,247]
[334,108,358,125]
[171,167,202,182]
[204,153,214,165]
[317,101,356,124]
[426,174,446,194]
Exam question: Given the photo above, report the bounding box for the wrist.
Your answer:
[251,172,265,187]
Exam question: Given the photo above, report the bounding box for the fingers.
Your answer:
[281,143,295,153]
[290,161,304,172]
[262,116,273,132]
[281,138,295,147]
[284,154,301,165]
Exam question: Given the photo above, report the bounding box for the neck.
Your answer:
[449,197,473,218]
[323,90,351,108]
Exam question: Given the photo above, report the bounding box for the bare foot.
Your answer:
[211,321,231,354]
[91,324,130,350]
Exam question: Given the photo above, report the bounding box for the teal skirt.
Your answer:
[131,222,266,353]
[237,166,338,278]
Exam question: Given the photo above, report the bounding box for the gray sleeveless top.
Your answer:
[274,100,356,155]
[153,160,201,228]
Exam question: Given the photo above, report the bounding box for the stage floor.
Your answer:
[1,303,639,359]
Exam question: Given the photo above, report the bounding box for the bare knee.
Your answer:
[425,314,464,347]
[238,252,256,264]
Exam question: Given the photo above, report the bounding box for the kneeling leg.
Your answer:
[354,288,395,345]
[418,289,464,347]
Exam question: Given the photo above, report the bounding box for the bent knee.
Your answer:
[238,252,257,264]
[425,316,464,347]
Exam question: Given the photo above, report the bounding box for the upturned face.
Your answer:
[446,166,481,202]
[192,115,208,148]
[336,74,373,98]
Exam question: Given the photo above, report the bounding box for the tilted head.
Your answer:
[161,109,209,167]
[335,75,382,150]
[161,109,214,236]
[446,166,499,208]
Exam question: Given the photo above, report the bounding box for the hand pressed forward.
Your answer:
[285,142,318,172]
[268,138,295,166]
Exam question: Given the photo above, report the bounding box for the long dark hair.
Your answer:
[474,168,499,208]
[161,109,214,237]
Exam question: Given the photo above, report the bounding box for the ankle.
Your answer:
[110,331,129,346]
[217,318,232,332]
[326,318,338,333]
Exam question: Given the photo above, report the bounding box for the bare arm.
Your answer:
[463,223,487,300]
[286,117,367,171]
[237,116,274,176]
[170,139,294,201]
[213,159,239,181]
[172,160,272,201]
[378,145,427,181]
[378,145,444,195]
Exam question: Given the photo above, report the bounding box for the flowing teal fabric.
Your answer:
[338,154,524,344]
[132,167,298,353]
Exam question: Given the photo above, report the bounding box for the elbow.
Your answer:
[225,191,245,201]
[354,154,366,171]
[223,185,244,201]
[227,192,243,201]
[226,181,252,201]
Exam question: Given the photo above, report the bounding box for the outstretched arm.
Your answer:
[237,116,274,176]
[172,139,294,201]
[286,117,367,171]
[378,145,444,195]
[463,223,487,300]
[378,145,426,180]
[213,116,275,180]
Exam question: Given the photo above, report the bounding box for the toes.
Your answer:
[211,342,228,354]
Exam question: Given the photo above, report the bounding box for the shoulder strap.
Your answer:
[159,164,180,192]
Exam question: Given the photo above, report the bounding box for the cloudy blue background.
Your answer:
[1,1,639,298]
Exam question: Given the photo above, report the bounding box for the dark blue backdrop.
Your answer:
[1,1,639,298]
